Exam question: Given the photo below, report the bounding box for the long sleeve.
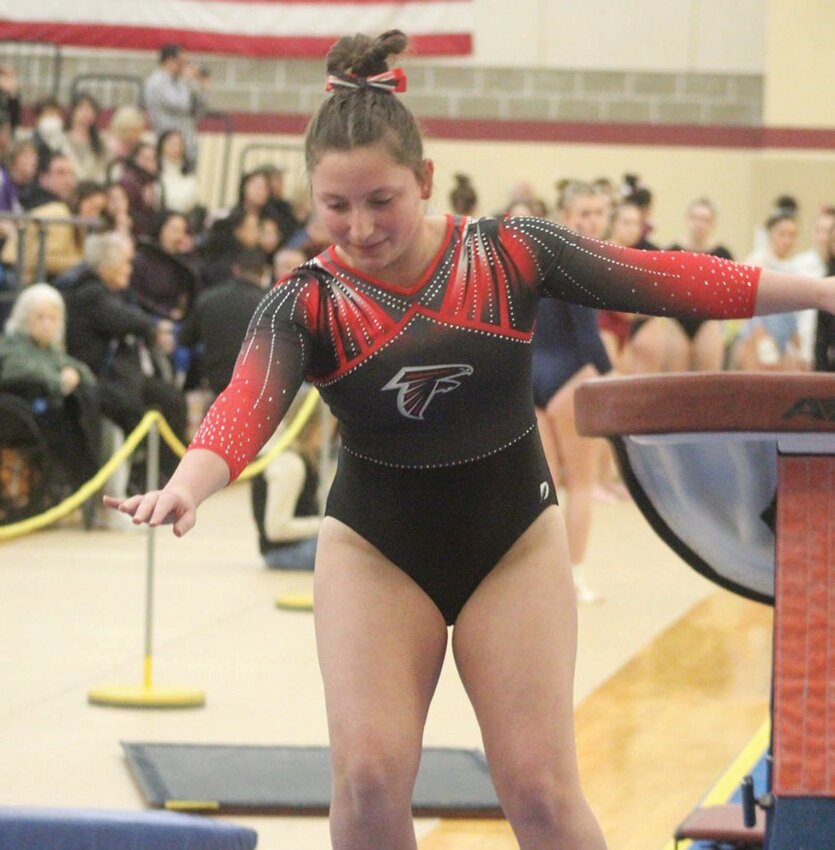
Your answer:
[502,217,760,320]
[189,273,318,481]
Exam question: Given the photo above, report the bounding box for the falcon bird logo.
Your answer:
[383,364,474,420]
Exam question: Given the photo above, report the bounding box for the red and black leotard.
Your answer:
[191,214,759,622]
[192,214,758,476]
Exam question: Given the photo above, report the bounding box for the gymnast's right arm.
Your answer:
[104,274,317,535]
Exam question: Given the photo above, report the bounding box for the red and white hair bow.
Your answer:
[325,68,408,94]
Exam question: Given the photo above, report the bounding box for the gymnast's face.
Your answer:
[311,142,433,284]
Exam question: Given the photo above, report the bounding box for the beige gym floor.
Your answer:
[0,484,771,849]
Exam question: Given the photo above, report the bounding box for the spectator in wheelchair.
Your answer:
[0,282,101,494]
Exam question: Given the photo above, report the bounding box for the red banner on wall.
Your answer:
[0,0,473,57]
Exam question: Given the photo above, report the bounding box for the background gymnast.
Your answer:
[106,30,835,850]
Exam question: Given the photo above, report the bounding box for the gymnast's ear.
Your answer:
[418,159,434,200]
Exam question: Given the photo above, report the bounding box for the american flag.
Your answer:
[0,0,473,57]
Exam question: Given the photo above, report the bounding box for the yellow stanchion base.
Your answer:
[87,685,206,709]
[276,592,313,611]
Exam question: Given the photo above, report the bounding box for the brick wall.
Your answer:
[0,43,763,127]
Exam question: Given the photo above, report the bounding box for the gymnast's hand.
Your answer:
[103,488,197,537]
[102,449,231,537]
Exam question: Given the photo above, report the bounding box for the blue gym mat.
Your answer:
[123,742,503,818]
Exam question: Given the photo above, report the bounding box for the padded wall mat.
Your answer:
[122,742,503,817]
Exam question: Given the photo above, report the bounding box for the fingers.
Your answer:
[172,511,196,537]
[102,493,146,514]
[102,490,195,536]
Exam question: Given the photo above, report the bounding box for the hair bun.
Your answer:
[327,30,408,78]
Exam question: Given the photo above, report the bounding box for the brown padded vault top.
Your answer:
[575,372,835,438]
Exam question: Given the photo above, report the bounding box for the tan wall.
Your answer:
[465,0,765,72]
[428,139,759,255]
[764,0,835,127]
[196,131,835,262]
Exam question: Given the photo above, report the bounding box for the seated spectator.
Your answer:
[157,129,201,221]
[237,168,272,219]
[62,231,186,479]
[0,282,100,492]
[105,104,148,163]
[250,392,324,570]
[731,313,805,372]
[814,221,835,372]
[130,210,199,321]
[118,141,161,238]
[63,92,110,183]
[0,107,13,162]
[258,216,281,267]
[1,152,84,284]
[104,181,133,236]
[0,115,24,255]
[657,197,732,371]
[179,246,268,395]
[5,139,39,211]
[621,173,656,244]
[199,207,261,287]
[31,97,69,174]
[609,197,659,251]
[730,210,806,371]
[746,209,799,272]
[0,64,21,133]
[262,164,301,248]
[668,197,733,259]
[607,201,667,374]
[751,194,798,256]
[450,173,478,216]
[791,207,835,362]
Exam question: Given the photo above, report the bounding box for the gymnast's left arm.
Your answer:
[505,217,761,320]
[753,268,835,316]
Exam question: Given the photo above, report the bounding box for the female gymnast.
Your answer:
[532,180,613,603]
[106,30,835,850]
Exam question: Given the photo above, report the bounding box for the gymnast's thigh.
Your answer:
[313,517,448,752]
[451,506,581,776]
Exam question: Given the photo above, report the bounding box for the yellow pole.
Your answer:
[88,421,204,708]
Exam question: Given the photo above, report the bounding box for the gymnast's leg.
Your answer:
[452,506,608,849]
[544,364,601,602]
[313,517,448,850]
[691,320,725,371]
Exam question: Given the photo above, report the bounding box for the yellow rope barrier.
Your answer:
[0,389,321,543]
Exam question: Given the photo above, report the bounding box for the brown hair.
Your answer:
[304,30,424,177]
[450,173,477,215]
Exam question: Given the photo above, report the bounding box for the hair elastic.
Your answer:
[325,68,407,94]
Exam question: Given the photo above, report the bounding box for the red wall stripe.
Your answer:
[205,111,835,150]
[0,22,471,57]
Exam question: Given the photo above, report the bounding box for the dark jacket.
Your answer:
[118,161,161,238]
[178,275,265,394]
[129,238,199,320]
[60,264,157,385]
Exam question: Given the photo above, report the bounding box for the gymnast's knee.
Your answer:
[330,740,419,815]
[495,762,575,831]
